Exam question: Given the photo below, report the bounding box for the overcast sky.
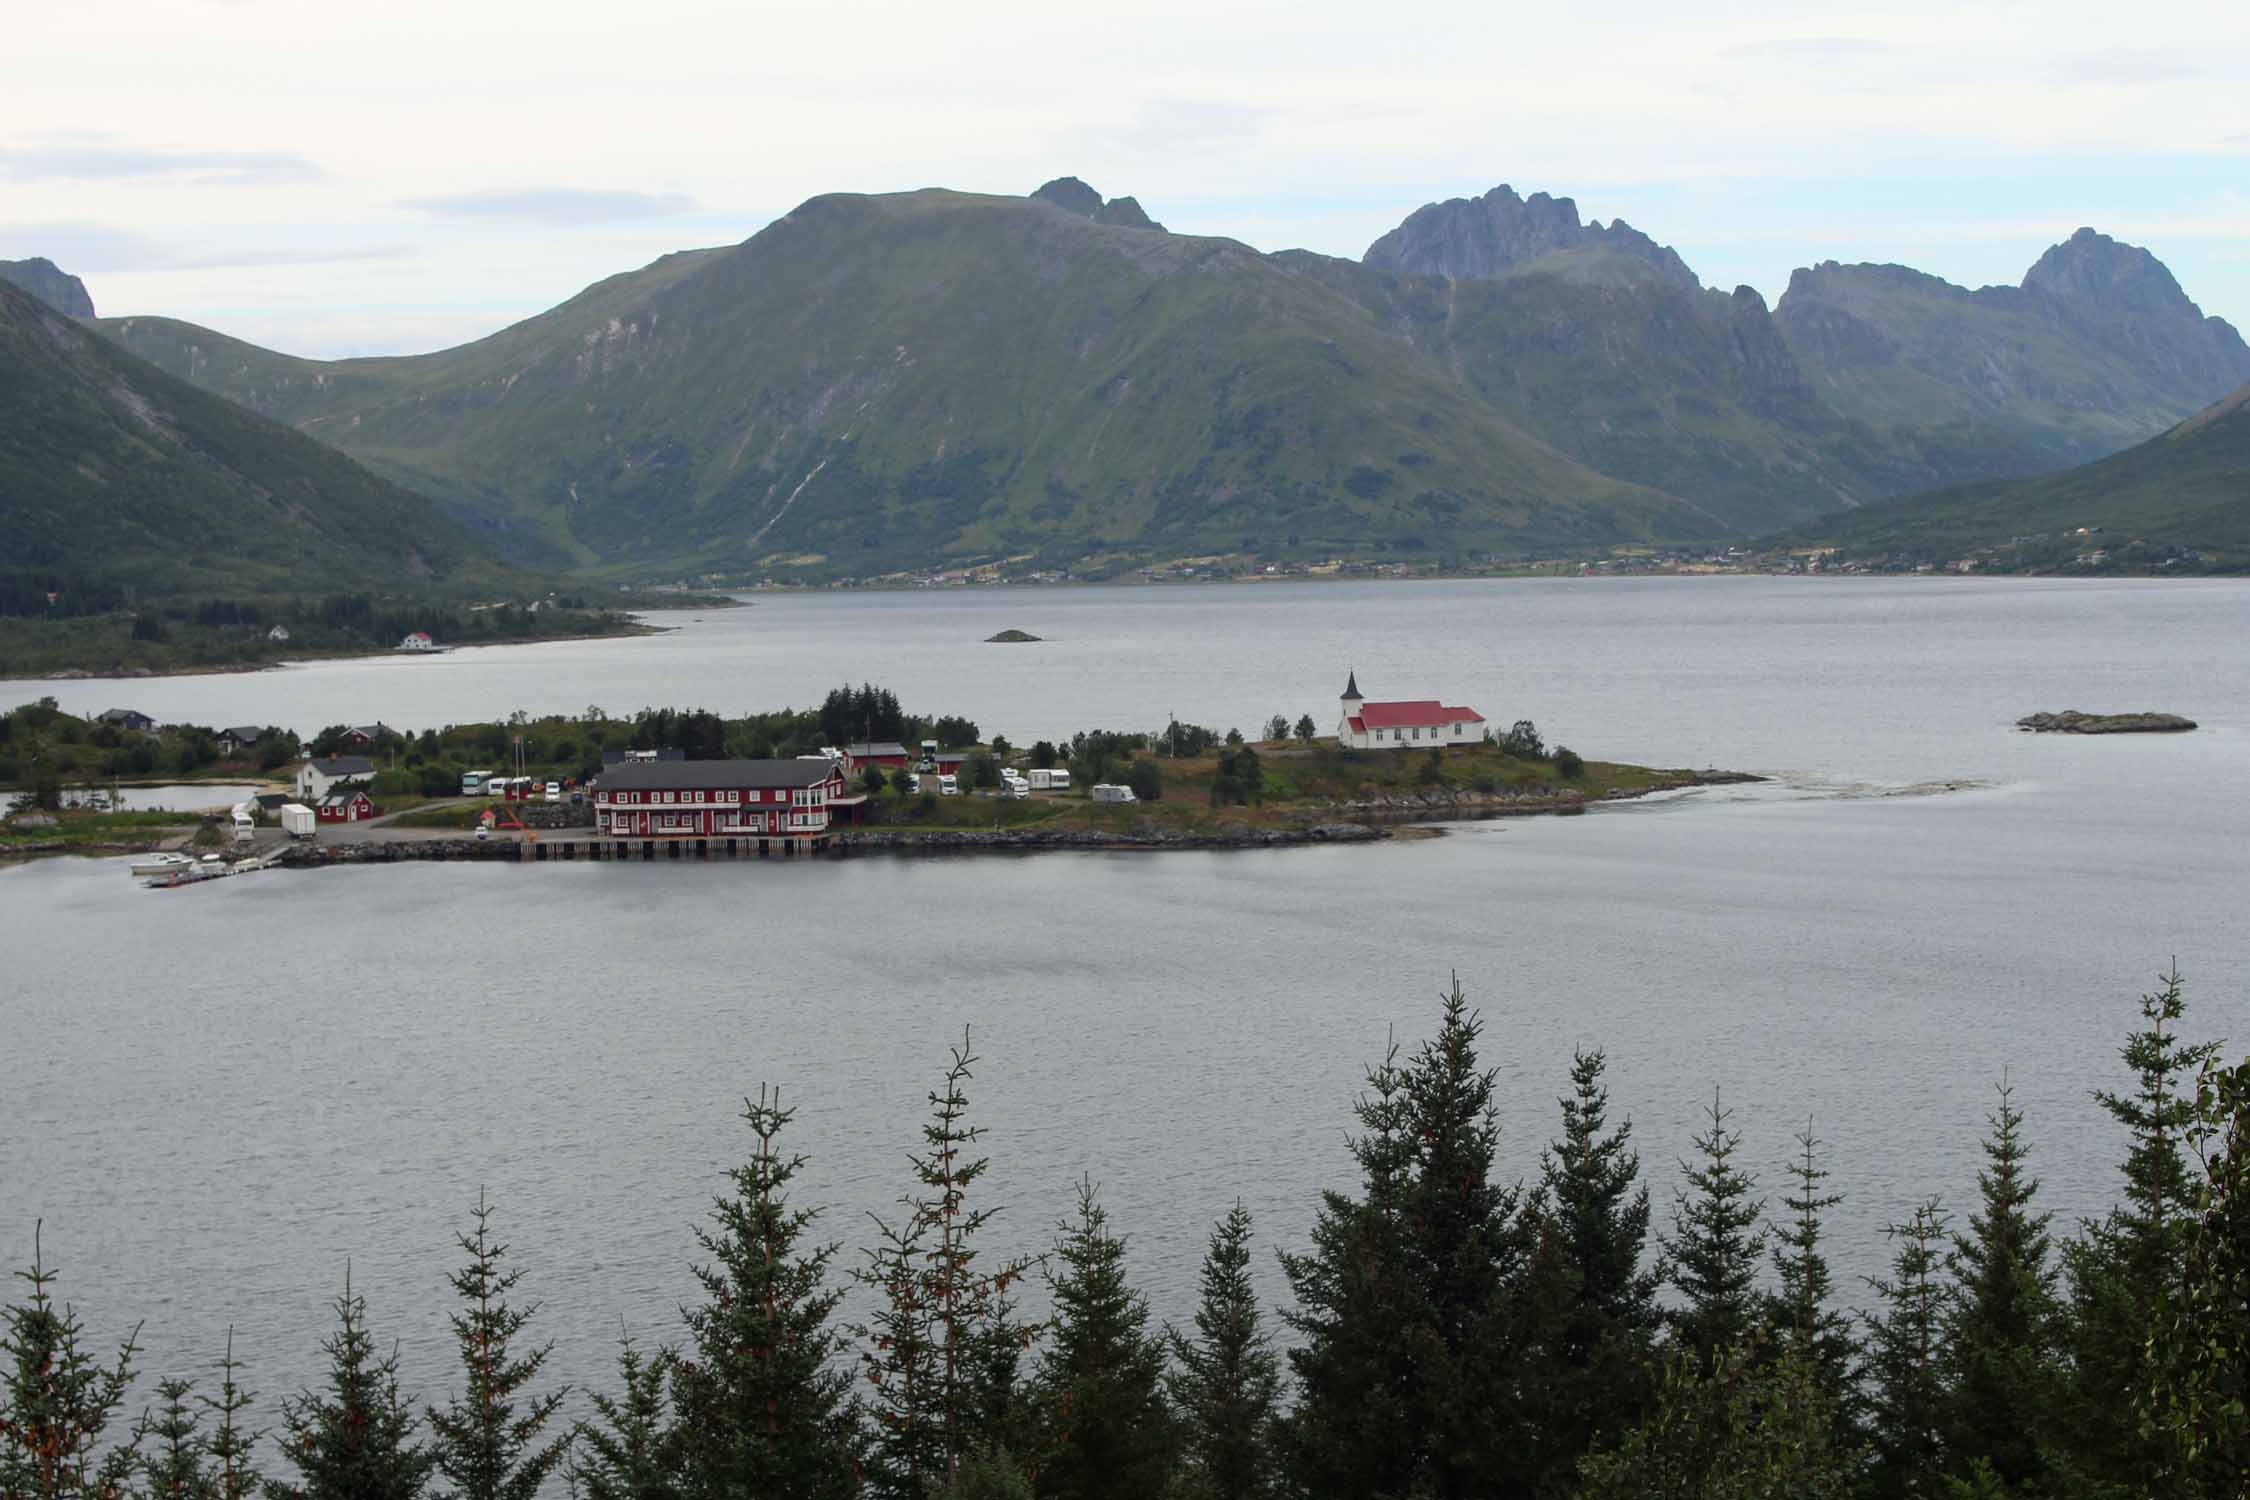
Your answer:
[7,0,2247,358]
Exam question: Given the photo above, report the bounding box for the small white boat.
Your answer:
[129,852,194,877]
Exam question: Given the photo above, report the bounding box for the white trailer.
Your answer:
[1045,768,1071,791]
[1091,783,1136,803]
[280,803,316,838]
[1026,768,1054,790]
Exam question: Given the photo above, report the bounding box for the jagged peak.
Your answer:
[1363,181,1699,291]
[0,255,96,319]
[1029,177,1168,232]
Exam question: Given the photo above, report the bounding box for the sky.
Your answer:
[6,0,2247,358]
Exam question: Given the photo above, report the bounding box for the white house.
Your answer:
[1334,671,1486,750]
[267,625,291,642]
[294,755,376,801]
[399,630,438,652]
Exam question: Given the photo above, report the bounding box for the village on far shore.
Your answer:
[3,675,1744,881]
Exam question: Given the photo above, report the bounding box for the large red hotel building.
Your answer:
[592,758,860,845]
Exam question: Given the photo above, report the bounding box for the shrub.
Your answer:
[1126,758,1162,802]
[1555,747,1585,780]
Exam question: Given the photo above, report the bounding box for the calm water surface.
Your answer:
[3,577,2246,1415]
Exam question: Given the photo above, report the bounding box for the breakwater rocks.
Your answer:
[278,838,522,867]
[840,822,1385,855]
[2017,710,2198,734]
[1327,769,1762,818]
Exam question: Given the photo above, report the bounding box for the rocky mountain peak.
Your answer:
[1362,183,1700,291]
[0,256,96,318]
[2022,227,2190,314]
[2019,227,2250,395]
[1030,177,1168,232]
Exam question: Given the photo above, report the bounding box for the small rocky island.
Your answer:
[985,628,1043,643]
[2017,710,2198,734]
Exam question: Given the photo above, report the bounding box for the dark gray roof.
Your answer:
[311,756,375,776]
[254,792,290,809]
[846,741,909,756]
[221,725,263,741]
[97,707,152,722]
[600,758,838,792]
[1343,670,1361,700]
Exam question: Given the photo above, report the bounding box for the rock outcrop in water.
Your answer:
[985,628,1042,642]
[2016,710,2197,734]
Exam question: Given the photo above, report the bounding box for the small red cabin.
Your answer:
[316,788,378,823]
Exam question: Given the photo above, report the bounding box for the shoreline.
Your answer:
[22,621,671,683]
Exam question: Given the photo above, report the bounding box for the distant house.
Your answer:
[267,625,291,643]
[316,787,378,824]
[342,723,397,748]
[96,708,155,734]
[217,725,264,756]
[295,755,375,801]
[399,630,439,652]
[1333,672,1486,750]
[843,741,911,771]
[600,748,687,769]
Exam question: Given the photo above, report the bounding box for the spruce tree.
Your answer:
[1860,1200,1950,1499]
[1028,1180,1173,1500]
[1661,1088,1766,1372]
[2142,1053,2250,1498]
[143,1379,216,1500]
[1943,1078,2060,1491]
[1166,1204,1279,1500]
[1527,1048,1662,1491]
[856,1031,1034,1499]
[0,1223,142,1500]
[200,1332,262,1500]
[1281,979,1535,1499]
[672,1088,862,1500]
[570,1330,679,1500]
[266,1270,436,1500]
[2062,965,2219,1486]
[1765,1119,1858,1441]
[426,1193,571,1500]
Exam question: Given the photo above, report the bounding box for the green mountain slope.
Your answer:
[0,277,501,596]
[1778,381,2250,557]
[97,189,1718,577]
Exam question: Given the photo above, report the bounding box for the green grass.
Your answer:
[0,808,199,851]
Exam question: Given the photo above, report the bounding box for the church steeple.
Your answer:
[1342,670,1362,703]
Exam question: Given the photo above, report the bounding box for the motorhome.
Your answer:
[1091,783,1136,803]
[1028,768,1071,791]
[461,770,490,796]
[918,740,939,771]
[938,774,959,795]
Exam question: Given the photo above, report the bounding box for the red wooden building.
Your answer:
[592,758,861,842]
[316,788,378,823]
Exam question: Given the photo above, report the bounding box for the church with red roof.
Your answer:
[1334,671,1487,750]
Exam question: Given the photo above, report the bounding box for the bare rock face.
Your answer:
[0,257,95,318]
[2016,710,2198,734]
[1030,177,1168,232]
[2020,228,2250,395]
[1362,184,1700,291]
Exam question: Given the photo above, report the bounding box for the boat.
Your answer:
[129,852,194,877]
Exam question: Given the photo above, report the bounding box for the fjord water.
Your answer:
[4,577,2248,1410]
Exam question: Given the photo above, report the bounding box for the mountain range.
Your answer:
[20,177,2249,580]
[0,276,499,598]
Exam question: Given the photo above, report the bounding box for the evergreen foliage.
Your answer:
[200,1333,263,1500]
[569,1332,679,1500]
[672,1089,862,1500]
[143,1380,215,1500]
[856,1032,1034,1499]
[0,1224,141,1500]
[1942,1078,2060,1490]
[1661,1089,1767,1373]
[1577,1338,1861,1500]
[1028,1181,1173,1500]
[1766,1120,1859,1441]
[426,1193,571,1500]
[1531,1049,1663,1490]
[266,1272,437,1500]
[1166,1205,1279,1500]
[1861,1201,1951,1498]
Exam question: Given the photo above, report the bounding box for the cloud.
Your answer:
[2052,48,2201,85]
[0,221,407,274]
[0,142,321,186]
[1720,37,1892,62]
[400,187,699,225]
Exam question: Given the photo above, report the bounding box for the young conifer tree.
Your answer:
[856,1030,1035,1499]
[1661,1088,1767,1373]
[1530,1048,1663,1482]
[1029,1180,1173,1500]
[1860,1200,1950,1499]
[200,1331,262,1500]
[569,1330,679,1500]
[426,1193,571,1500]
[1282,979,1535,1497]
[1166,1204,1280,1500]
[1943,1077,2061,1491]
[671,1087,862,1500]
[2063,965,2219,1485]
[1765,1119,1859,1440]
[142,1379,215,1500]
[0,1223,143,1500]
[266,1269,436,1500]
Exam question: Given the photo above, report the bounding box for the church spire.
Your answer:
[1342,670,1362,702]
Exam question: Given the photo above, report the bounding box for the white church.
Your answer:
[1334,671,1488,750]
